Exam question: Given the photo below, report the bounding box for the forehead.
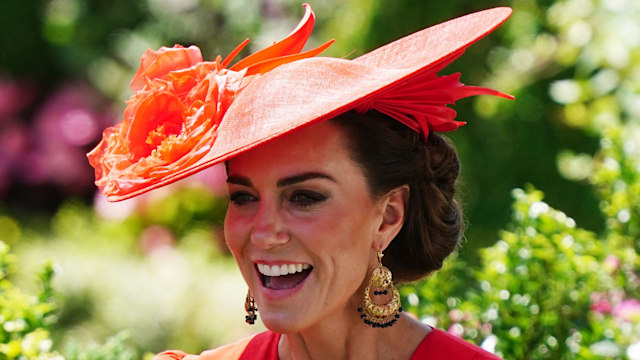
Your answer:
[226,120,356,178]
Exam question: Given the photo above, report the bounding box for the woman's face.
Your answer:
[224,121,388,333]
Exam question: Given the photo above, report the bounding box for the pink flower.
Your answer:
[449,309,464,322]
[612,299,640,322]
[22,83,114,194]
[0,77,35,118]
[591,299,612,314]
[481,323,493,336]
[590,292,606,303]
[603,254,621,274]
[448,323,464,338]
[140,225,175,254]
[0,122,28,196]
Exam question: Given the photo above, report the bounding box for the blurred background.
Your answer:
[0,0,639,358]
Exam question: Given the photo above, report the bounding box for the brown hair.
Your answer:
[331,110,463,282]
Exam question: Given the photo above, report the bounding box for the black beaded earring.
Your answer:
[245,290,258,325]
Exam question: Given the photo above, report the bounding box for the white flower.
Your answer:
[481,335,498,354]
[590,340,621,357]
[627,341,640,360]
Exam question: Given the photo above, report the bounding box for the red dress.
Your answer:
[153,327,501,359]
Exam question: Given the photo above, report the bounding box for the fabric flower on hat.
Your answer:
[87,5,332,199]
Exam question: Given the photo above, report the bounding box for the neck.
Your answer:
[277,295,429,360]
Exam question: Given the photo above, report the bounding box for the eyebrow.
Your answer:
[226,172,336,188]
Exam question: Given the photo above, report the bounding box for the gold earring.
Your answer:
[358,251,402,328]
[245,289,258,325]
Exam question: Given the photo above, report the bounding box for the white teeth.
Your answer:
[256,263,269,276]
[257,263,311,277]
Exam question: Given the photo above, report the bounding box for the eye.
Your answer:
[290,190,326,208]
[229,191,257,207]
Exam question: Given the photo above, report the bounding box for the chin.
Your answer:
[260,311,308,334]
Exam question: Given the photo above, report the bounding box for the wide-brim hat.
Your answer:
[88,5,513,201]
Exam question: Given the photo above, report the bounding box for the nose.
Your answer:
[250,200,290,249]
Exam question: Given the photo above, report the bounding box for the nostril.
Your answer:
[250,227,290,248]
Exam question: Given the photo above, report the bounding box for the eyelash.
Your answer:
[289,190,326,208]
[228,190,326,208]
[229,192,256,207]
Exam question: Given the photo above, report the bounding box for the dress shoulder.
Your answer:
[152,331,280,360]
[198,334,256,359]
[152,350,199,360]
[411,327,501,360]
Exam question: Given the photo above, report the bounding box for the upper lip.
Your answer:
[255,262,311,276]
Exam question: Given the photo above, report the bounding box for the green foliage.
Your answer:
[592,124,640,242]
[402,0,640,357]
[0,241,60,359]
[478,188,603,359]
[1,220,191,359]
[541,0,640,245]
[404,186,640,359]
[11,187,251,356]
[63,332,142,360]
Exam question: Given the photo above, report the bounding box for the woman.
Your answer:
[88,5,513,359]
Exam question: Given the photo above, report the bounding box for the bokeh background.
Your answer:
[1,0,639,358]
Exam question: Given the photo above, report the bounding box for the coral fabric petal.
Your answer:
[126,92,187,159]
[130,46,203,92]
[244,40,335,76]
[152,350,188,360]
[229,4,315,71]
[222,39,250,68]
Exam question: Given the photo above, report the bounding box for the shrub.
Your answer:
[0,240,60,359]
[403,186,640,359]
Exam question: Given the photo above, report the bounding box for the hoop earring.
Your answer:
[358,251,402,328]
[245,289,258,325]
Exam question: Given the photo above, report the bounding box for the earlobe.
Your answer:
[374,185,409,252]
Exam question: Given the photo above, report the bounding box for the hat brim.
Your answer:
[108,7,512,201]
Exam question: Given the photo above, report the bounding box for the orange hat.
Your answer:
[88,5,513,202]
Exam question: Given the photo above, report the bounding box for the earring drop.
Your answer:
[358,251,402,328]
[245,289,258,325]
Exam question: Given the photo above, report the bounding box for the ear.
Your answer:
[373,185,409,252]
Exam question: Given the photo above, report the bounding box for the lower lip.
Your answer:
[255,267,312,301]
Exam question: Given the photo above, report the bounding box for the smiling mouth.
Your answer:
[256,263,313,290]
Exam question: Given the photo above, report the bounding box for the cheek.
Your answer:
[329,203,378,247]
[223,210,247,257]
[309,204,377,266]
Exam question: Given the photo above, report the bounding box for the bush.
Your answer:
[403,186,640,359]
[0,240,60,359]
[0,240,148,360]
[402,0,640,358]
